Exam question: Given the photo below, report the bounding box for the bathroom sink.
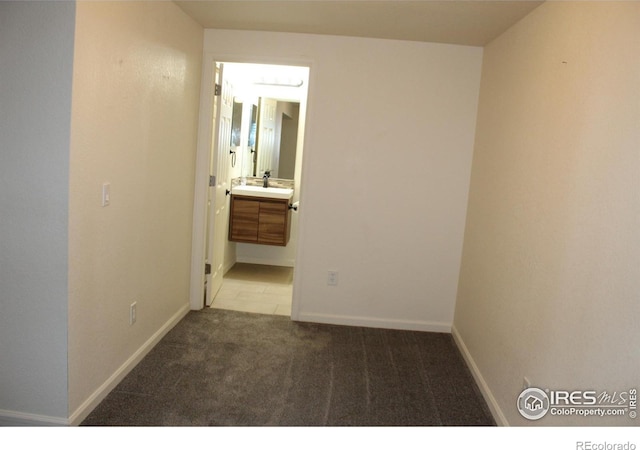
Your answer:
[231,185,294,200]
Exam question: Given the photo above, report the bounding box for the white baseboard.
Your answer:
[451,324,509,426]
[0,304,190,427]
[295,312,452,333]
[67,303,191,426]
[0,410,69,426]
[236,256,294,267]
[223,259,236,276]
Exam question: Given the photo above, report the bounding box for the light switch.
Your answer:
[102,182,111,207]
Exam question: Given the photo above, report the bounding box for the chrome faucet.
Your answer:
[263,170,271,188]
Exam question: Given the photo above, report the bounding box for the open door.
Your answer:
[204,64,234,306]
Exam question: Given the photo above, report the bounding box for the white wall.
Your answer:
[454,1,640,426]
[68,1,203,423]
[0,1,75,425]
[203,30,483,331]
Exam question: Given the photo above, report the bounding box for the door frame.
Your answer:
[204,63,234,307]
[189,53,314,317]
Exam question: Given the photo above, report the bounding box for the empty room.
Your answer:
[1,0,638,441]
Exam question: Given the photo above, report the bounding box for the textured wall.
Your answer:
[454,1,640,426]
[68,1,203,418]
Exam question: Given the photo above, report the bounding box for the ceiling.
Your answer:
[174,0,544,47]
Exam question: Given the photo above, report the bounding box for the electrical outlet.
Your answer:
[327,270,339,286]
[523,376,531,390]
[130,302,137,325]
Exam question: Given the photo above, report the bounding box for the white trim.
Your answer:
[451,324,509,426]
[190,52,315,313]
[0,410,69,427]
[296,312,452,333]
[286,59,315,323]
[189,54,216,311]
[1,303,187,426]
[67,303,190,426]
[236,256,294,268]
[223,258,236,276]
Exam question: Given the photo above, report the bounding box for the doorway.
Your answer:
[212,262,293,316]
[194,61,309,317]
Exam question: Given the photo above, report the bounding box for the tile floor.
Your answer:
[210,263,293,316]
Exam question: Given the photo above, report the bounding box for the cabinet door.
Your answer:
[229,197,260,242]
[258,200,288,245]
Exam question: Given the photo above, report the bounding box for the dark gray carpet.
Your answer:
[81,309,495,426]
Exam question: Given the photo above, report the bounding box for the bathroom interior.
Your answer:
[204,62,310,317]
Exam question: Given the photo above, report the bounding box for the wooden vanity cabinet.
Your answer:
[229,195,291,246]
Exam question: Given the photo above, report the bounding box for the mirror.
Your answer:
[248,104,257,175]
[221,62,308,181]
[230,99,257,172]
[230,98,243,147]
[245,98,299,179]
[276,103,299,179]
[248,104,257,148]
